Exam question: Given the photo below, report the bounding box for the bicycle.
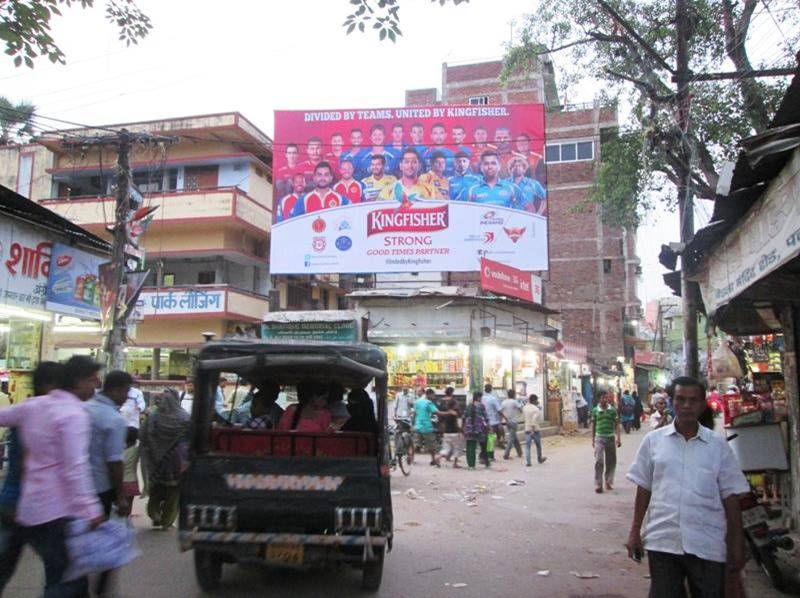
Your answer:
[391,418,414,476]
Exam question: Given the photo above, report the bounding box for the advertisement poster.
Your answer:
[270,104,547,274]
[480,257,542,304]
[45,243,104,320]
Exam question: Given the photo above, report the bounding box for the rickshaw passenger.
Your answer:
[277,383,332,432]
[341,388,378,435]
[246,383,284,429]
[328,383,350,430]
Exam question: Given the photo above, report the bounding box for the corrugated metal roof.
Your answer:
[0,184,110,253]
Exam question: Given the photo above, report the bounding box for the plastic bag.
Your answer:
[486,432,496,453]
[710,341,743,380]
[63,518,140,581]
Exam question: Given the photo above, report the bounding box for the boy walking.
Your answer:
[592,391,621,493]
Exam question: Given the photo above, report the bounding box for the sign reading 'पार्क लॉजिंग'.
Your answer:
[269,104,548,275]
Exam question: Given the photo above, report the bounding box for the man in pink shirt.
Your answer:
[0,355,104,596]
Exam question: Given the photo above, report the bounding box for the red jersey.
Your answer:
[277,193,302,222]
[333,179,363,204]
[301,190,349,214]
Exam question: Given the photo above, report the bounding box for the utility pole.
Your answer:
[60,129,176,371]
[106,129,132,371]
[675,0,699,378]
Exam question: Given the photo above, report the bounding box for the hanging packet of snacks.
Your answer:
[709,340,743,380]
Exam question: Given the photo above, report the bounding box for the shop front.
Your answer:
[681,78,800,523]
[349,288,558,416]
[0,185,110,402]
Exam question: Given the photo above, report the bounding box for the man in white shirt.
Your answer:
[393,387,414,422]
[119,380,146,429]
[626,376,749,597]
[522,394,547,466]
[481,384,505,461]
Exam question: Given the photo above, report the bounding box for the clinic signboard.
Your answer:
[270,104,548,274]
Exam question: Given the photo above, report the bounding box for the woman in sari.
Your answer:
[140,388,190,530]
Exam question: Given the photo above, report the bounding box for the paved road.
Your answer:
[6,428,786,597]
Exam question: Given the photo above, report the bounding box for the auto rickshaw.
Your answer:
[178,340,393,592]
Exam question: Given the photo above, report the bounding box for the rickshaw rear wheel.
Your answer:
[361,548,385,592]
[194,548,223,592]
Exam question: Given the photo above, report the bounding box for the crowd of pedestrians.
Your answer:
[0,356,191,596]
[395,383,548,471]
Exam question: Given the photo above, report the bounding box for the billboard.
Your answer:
[45,243,104,320]
[270,104,547,274]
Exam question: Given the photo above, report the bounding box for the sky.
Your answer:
[0,0,756,303]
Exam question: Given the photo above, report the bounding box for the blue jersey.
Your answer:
[340,147,370,179]
[506,176,546,212]
[358,149,396,181]
[449,173,481,201]
[423,146,456,176]
[466,179,518,208]
[384,145,405,175]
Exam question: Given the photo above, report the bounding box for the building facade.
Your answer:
[400,59,642,371]
[0,113,335,378]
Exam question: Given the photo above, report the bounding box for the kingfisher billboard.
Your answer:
[269,104,548,274]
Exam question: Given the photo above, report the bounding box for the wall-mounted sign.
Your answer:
[261,319,357,341]
[480,257,542,304]
[0,220,52,311]
[136,288,225,316]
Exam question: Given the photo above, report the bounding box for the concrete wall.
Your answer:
[0,144,54,201]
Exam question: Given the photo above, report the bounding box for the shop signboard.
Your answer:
[0,219,53,311]
[480,257,542,304]
[261,320,358,341]
[44,243,105,320]
[635,350,667,368]
[270,104,548,274]
[699,148,800,313]
[136,288,225,316]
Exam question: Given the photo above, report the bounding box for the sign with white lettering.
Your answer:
[480,257,542,304]
[136,288,225,316]
[0,220,53,311]
[699,149,800,313]
[270,104,548,274]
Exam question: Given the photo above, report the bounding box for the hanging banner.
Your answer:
[480,257,542,304]
[44,243,105,320]
[98,261,120,331]
[270,104,548,274]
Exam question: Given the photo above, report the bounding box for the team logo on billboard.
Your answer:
[484,232,495,244]
[312,218,326,233]
[366,204,449,237]
[503,226,526,243]
[312,237,326,252]
[335,236,352,251]
[337,218,352,231]
[480,210,504,226]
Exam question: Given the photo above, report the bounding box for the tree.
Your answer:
[502,0,798,227]
[0,0,152,68]
[342,0,467,42]
[0,97,36,144]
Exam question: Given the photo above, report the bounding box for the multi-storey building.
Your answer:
[400,59,642,369]
[0,113,337,378]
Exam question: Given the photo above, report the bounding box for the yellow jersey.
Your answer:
[362,174,398,202]
[418,171,450,200]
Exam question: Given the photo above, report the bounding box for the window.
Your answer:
[603,259,612,274]
[545,140,594,163]
[16,153,34,198]
[197,271,215,285]
[468,96,489,105]
[162,274,175,287]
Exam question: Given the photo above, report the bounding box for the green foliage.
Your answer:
[0,97,36,144]
[342,0,468,41]
[0,0,152,68]
[504,0,798,225]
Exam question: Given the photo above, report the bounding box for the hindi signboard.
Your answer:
[699,148,800,313]
[480,257,542,304]
[270,104,548,274]
[0,219,53,312]
[136,288,225,317]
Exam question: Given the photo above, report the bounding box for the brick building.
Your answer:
[399,59,642,367]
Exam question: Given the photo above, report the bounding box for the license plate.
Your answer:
[742,506,769,528]
[265,543,304,566]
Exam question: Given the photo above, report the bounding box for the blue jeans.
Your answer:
[524,431,543,465]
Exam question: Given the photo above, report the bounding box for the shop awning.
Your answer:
[0,184,110,253]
